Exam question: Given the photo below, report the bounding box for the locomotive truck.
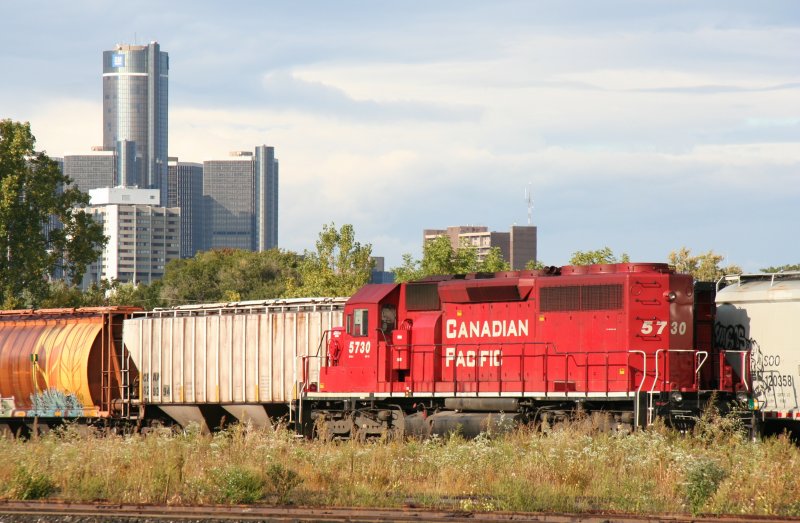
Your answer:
[0,263,757,437]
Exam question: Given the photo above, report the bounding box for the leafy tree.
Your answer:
[525,259,547,270]
[108,280,165,310]
[161,248,300,304]
[668,247,742,282]
[569,247,630,266]
[392,253,424,283]
[286,223,373,297]
[39,280,86,308]
[393,236,511,282]
[478,246,511,273]
[40,279,165,310]
[761,263,800,273]
[0,120,106,308]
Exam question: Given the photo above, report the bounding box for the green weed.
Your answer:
[684,458,726,514]
[9,465,56,500]
[265,462,301,504]
[210,465,265,504]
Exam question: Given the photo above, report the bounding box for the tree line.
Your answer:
[2,119,798,311]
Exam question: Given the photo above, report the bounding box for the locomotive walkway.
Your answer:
[0,501,798,523]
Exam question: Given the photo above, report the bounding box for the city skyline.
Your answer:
[1,1,798,271]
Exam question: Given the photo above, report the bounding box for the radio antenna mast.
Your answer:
[524,184,533,225]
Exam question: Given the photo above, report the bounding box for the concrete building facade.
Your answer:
[81,187,180,288]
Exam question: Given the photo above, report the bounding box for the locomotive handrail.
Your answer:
[695,351,709,378]
[310,339,700,422]
[650,349,704,394]
[629,350,646,428]
[314,329,333,358]
[390,341,655,399]
[720,349,750,392]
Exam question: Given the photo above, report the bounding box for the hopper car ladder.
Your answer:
[100,312,132,419]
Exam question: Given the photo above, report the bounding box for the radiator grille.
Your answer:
[540,284,623,312]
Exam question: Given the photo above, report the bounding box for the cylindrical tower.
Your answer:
[102,42,169,202]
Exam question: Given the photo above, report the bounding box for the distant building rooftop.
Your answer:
[89,186,161,206]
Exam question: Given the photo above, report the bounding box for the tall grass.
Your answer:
[1,418,799,516]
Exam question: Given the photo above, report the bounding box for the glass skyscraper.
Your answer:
[254,145,279,251]
[167,157,203,258]
[202,147,279,253]
[102,42,169,202]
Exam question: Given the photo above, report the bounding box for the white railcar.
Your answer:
[715,273,800,425]
[123,298,345,431]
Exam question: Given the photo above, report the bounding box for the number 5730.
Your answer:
[348,341,371,354]
[640,320,687,335]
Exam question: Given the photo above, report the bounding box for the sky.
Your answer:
[1,1,798,271]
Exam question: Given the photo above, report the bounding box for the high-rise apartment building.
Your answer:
[167,158,203,258]
[202,146,279,252]
[103,42,169,202]
[81,187,180,289]
[423,225,538,270]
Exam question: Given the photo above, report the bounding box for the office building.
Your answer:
[203,152,255,251]
[254,145,279,251]
[202,146,279,252]
[508,225,538,271]
[423,225,538,270]
[63,149,117,193]
[370,257,395,284]
[167,158,203,258]
[81,187,180,288]
[103,42,169,202]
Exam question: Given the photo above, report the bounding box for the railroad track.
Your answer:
[0,501,798,523]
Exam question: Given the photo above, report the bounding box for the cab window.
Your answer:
[353,308,369,337]
[380,305,397,333]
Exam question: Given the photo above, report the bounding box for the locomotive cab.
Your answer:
[319,283,401,393]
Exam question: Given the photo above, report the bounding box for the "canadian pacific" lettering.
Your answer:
[445,319,529,339]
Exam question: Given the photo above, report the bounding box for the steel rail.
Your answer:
[0,501,797,523]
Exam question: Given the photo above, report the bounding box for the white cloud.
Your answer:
[2,1,798,272]
[3,99,104,157]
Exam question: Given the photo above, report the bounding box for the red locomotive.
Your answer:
[303,263,753,438]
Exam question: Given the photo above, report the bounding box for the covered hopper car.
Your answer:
[123,298,346,432]
[715,272,800,435]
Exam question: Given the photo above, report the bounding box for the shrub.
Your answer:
[684,459,726,514]
[266,463,302,504]
[210,466,265,504]
[10,465,56,500]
